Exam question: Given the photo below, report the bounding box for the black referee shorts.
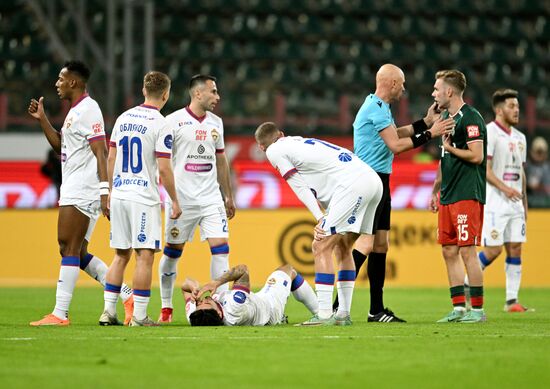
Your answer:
[372,172,391,231]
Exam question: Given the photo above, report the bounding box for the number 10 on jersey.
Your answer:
[119,136,143,174]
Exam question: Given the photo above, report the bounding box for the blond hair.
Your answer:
[435,70,467,93]
[255,122,280,148]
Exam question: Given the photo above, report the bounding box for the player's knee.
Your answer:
[277,264,294,276]
[166,242,184,251]
[485,246,503,261]
[442,245,458,261]
[506,243,522,258]
[372,241,388,253]
[311,239,327,256]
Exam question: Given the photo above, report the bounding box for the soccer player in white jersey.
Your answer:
[468,89,529,312]
[183,264,318,326]
[157,74,236,323]
[28,61,133,326]
[99,71,182,326]
[255,122,383,326]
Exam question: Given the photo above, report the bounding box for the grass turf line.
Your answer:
[0,287,549,388]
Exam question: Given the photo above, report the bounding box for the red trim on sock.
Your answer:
[470,296,484,308]
[452,295,466,306]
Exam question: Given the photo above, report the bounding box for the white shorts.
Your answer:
[323,174,383,235]
[256,270,292,325]
[165,202,229,244]
[482,210,526,246]
[110,198,161,251]
[59,198,100,242]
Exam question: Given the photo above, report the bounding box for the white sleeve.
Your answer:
[82,106,106,143]
[486,125,495,158]
[266,143,296,179]
[215,119,225,152]
[185,298,197,324]
[155,122,173,159]
[521,133,527,164]
[286,173,324,221]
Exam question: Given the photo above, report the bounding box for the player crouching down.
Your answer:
[183,264,318,326]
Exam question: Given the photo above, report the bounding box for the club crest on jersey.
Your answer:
[267,278,276,285]
[170,227,180,238]
[491,230,499,240]
[64,117,73,129]
[233,291,247,304]
[211,129,220,141]
[467,125,480,138]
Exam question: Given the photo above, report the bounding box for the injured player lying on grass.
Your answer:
[182,264,319,326]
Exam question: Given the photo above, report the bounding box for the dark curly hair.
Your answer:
[63,60,91,82]
[189,308,223,326]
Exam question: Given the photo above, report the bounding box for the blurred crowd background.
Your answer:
[1,0,549,207]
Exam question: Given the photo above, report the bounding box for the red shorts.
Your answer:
[438,200,484,246]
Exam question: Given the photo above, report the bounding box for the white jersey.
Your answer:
[109,104,173,206]
[216,287,271,326]
[485,121,526,214]
[59,94,105,203]
[266,136,376,208]
[165,107,224,206]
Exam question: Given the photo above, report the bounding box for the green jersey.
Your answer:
[440,104,487,205]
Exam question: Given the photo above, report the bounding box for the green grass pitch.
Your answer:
[1,287,549,388]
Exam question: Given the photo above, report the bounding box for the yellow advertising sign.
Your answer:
[0,209,548,287]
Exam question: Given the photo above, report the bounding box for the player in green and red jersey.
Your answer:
[429,70,488,323]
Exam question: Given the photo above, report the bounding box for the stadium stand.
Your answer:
[0,0,549,136]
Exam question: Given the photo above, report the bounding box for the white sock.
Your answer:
[505,258,522,303]
[315,284,334,319]
[104,292,119,316]
[82,254,108,285]
[53,256,80,319]
[336,281,355,317]
[211,252,229,293]
[159,254,180,309]
[83,254,133,302]
[291,276,318,314]
[133,295,150,320]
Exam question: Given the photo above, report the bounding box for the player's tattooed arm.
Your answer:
[197,264,250,297]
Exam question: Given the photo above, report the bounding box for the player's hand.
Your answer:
[429,193,439,213]
[196,281,218,299]
[170,200,182,219]
[28,97,45,120]
[314,218,327,241]
[503,186,523,202]
[424,102,441,127]
[429,118,455,138]
[100,194,110,219]
[225,197,236,220]
[442,133,453,151]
